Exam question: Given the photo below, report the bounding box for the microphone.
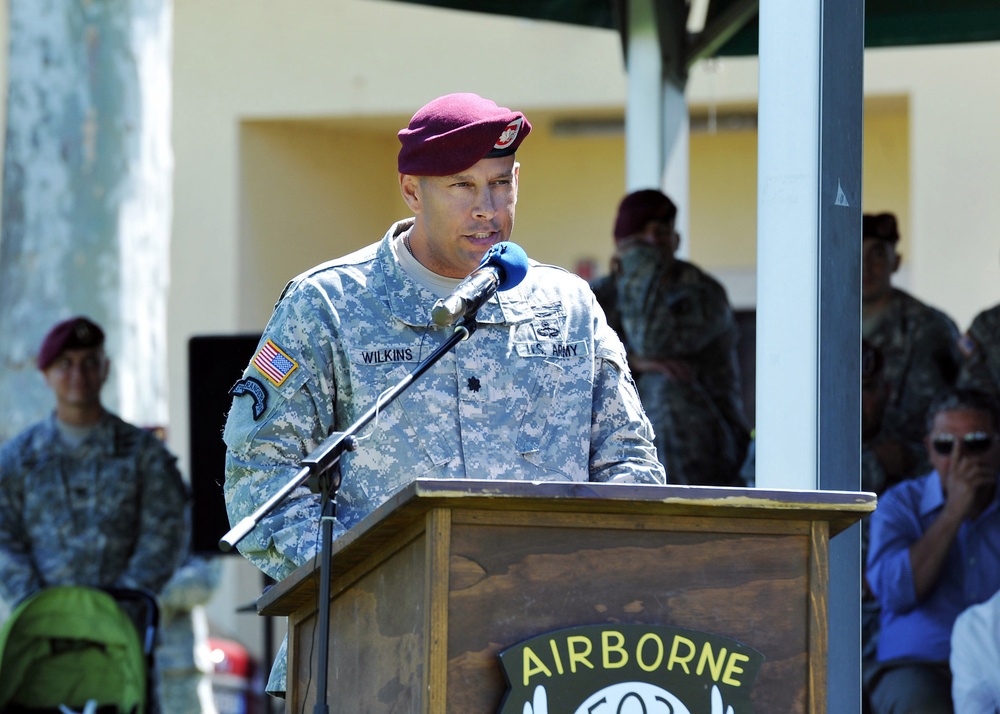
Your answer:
[431,241,529,326]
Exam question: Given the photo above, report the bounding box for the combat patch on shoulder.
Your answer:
[252,339,299,387]
[229,377,268,420]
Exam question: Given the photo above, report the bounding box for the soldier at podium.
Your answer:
[223,92,665,697]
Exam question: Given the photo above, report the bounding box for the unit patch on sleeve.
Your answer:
[252,339,299,387]
[229,377,268,420]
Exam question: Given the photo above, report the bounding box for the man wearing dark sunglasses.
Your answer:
[865,388,1000,714]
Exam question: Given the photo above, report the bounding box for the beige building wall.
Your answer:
[237,111,630,328]
[171,0,1000,672]
[688,98,912,268]
[238,121,402,325]
[865,44,1000,330]
[685,95,911,308]
[682,45,1000,329]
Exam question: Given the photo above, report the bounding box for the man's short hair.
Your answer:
[925,387,1000,435]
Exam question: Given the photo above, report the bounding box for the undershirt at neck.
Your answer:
[393,232,462,299]
[56,420,96,448]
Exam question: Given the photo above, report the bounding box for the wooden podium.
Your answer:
[259,479,874,713]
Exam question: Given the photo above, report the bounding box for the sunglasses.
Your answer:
[931,432,996,456]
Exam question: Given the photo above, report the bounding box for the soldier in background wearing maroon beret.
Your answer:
[0,315,188,649]
[590,189,751,486]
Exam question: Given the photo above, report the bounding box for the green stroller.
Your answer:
[0,586,158,714]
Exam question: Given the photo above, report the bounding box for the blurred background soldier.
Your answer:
[591,189,750,486]
[861,212,961,485]
[0,316,189,712]
[0,316,187,608]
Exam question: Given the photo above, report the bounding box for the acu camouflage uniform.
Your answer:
[0,411,188,607]
[224,220,664,692]
[862,288,961,480]
[957,302,1000,403]
[592,244,750,486]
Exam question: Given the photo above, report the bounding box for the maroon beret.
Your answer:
[862,212,899,243]
[613,189,678,241]
[398,93,531,176]
[37,316,105,370]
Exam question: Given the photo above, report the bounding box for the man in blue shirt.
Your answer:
[866,387,1000,713]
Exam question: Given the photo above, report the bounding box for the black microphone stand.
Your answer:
[219,315,478,713]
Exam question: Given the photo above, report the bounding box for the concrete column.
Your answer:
[0,0,173,438]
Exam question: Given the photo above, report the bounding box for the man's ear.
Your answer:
[399,173,421,213]
[892,250,902,274]
[670,230,681,254]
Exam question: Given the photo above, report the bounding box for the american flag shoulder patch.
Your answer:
[252,339,299,387]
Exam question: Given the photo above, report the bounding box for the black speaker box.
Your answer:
[188,334,261,555]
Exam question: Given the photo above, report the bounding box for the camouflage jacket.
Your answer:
[958,302,1000,402]
[592,248,750,485]
[224,221,662,581]
[225,221,664,692]
[863,288,961,477]
[0,411,188,608]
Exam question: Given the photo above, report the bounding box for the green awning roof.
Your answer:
[381,0,1000,57]
[379,0,617,30]
[719,0,1000,55]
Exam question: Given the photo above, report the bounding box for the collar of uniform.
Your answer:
[488,281,534,325]
[36,410,116,456]
[378,221,534,327]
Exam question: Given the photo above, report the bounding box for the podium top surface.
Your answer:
[371,478,875,531]
[258,479,875,615]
